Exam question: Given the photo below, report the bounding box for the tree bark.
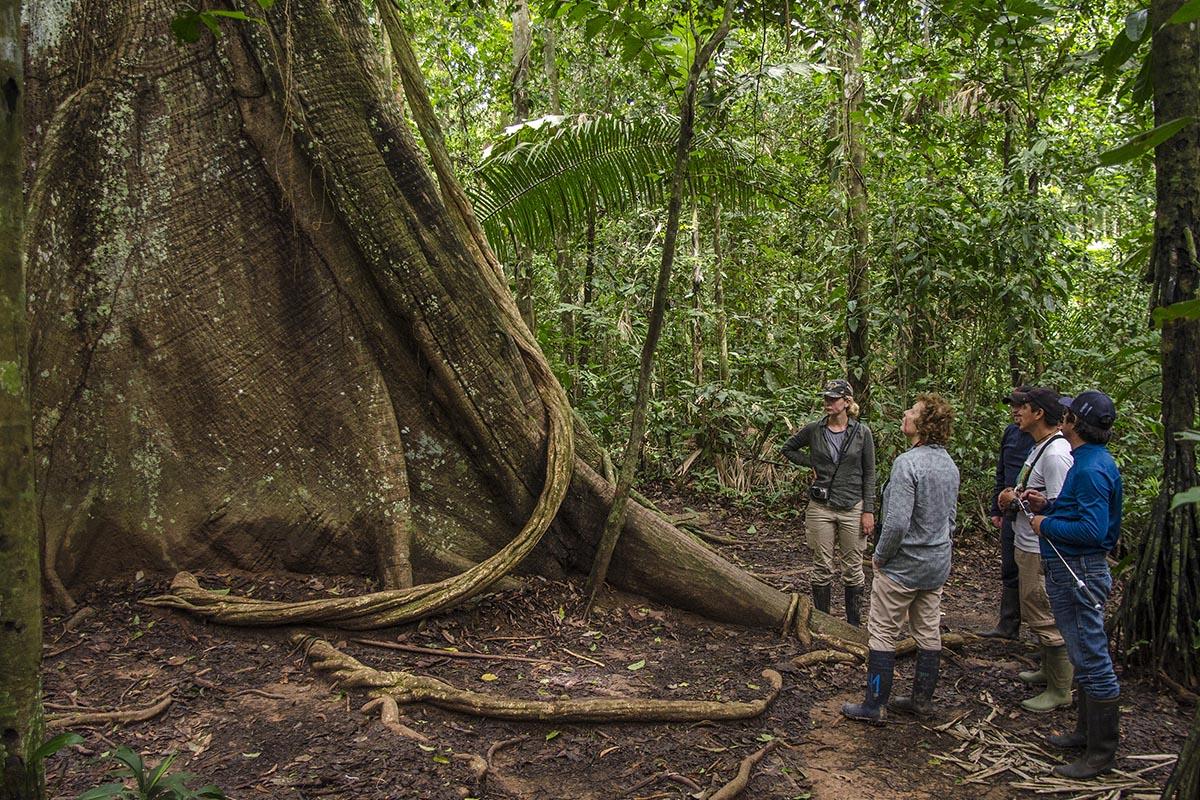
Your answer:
[841,1,870,416]
[543,20,576,375]
[510,0,535,330]
[0,0,44,794]
[1121,0,1200,687]
[712,201,729,384]
[690,201,704,389]
[21,0,805,637]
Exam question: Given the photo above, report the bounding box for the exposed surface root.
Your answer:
[46,690,173,728]
[707,739,780,799]
[298,634,782,723]
[791,649,859,668]
[361,696,429,742]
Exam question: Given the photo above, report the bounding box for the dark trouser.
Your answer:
[999,517,1019,590]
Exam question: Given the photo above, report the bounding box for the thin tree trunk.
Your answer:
[712,201,729,384]
[585,1,735,614]
[841,2,870,416]
[511,0,535,330]
[576,208,597,403]
[690,200,704,389]
[544,21,575,374]
[0,1,44,794]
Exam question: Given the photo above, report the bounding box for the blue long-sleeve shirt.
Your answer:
[991,423,1035,516]
[1039,443,1123,558]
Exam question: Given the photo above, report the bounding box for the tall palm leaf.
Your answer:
[467,114,788,255]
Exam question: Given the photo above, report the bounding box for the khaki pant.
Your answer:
[1016,548,1065,647]
[867,570,942,652]
[805,500,865,587]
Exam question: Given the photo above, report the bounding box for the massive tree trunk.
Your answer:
[2,1,44,795]
[23,0,798,633]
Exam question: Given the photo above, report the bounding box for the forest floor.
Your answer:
[44,484,1191,800]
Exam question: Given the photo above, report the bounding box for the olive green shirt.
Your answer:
[781,418,877,513]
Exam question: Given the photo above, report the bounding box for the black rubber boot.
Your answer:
[841,649,895,724]
[889,648,940,718]
[1047,689,1088,750]
[812,584,831,615]
[980,585,1021,639]
[844,584,863,627]
[1053,694,1119,779]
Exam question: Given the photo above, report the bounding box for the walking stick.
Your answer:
[1017,497,1104,612]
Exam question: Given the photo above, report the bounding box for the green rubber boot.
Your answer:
[1020,645,1073,713]
[1018,660,1046,686]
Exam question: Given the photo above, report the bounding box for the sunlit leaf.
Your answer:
[1098,116,1197,166]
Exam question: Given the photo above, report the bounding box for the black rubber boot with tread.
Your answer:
[844,584,863,627]
[1053,694,1119,779]
[812,584,831,615]
[980,585,1021,639]
[841,649,895,724]
[1046,690,1088,750]
[889,648,940,718]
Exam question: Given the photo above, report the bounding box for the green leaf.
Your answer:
[468,114,789,258]
[1167,0,1200,25]
[1098,116,1197,166]
[545,730,560,740]
[626,659,646,671]
[76,783,129,800]
[1175,431,1200,442]
[1170,487,1200,510]
[1152,298,1200,325]
[170,13,203,43]
[432,754,450,764]
[33,732,84,762]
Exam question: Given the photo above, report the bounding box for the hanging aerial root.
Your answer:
[142,340,574,629]
[297,634,782,723]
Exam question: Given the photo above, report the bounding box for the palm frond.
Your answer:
[467,114,789,256]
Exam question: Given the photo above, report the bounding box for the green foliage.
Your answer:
[33,732,85,764]
[170,1,276,44]
[1099,116,1199,166]
[77,747,225,800]
[469,113,784,253]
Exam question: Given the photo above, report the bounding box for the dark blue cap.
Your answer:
[1058,390,1116,429]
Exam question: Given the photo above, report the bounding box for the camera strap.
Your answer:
[1015,432,1064,492]
[823,421,860,488]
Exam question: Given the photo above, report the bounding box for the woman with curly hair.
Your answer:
[842,393,960,723]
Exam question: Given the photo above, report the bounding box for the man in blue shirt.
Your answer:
[981,389,1035,639]
[1025,390,1123,780]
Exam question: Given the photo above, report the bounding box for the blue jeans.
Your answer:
[1043,552,1120,699]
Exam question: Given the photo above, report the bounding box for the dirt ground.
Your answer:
[43,485,1192,799]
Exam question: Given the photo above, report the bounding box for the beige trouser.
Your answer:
[805,500,865,587]
[1015,548,1065,647]
[867,570,943,652]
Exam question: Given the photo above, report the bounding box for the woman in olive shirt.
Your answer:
[781,378,877,625]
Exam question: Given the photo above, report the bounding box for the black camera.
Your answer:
[808,485,829,503]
